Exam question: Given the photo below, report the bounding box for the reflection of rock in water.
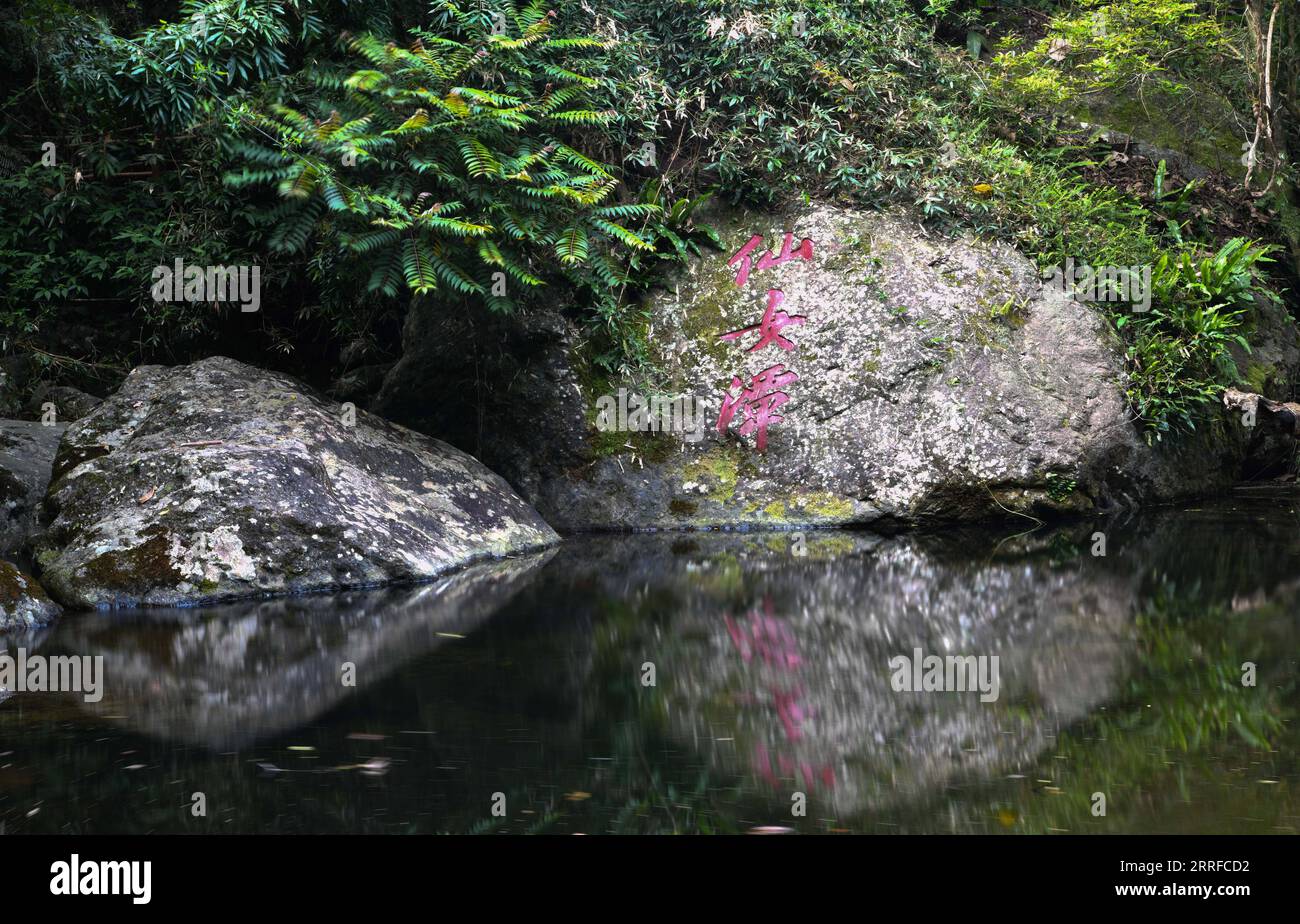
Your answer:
[51,551,552,749]
[0,625,51,707]
[564,530,1134,818]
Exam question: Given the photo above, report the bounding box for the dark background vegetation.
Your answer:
[0,0,1296,441]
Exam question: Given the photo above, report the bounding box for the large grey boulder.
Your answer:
[0,560,61,632]
[0,419,67,554]
[376,202,1298,530]
[36,356,558,609]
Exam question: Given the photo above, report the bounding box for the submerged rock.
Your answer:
[376,202,1298,530]
[0,560,61,632]
[0,419,67,554]
[36,356,558,609]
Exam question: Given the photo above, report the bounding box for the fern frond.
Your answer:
[555,226,589,265]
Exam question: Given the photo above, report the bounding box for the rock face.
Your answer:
[0,560,61,632]
[376,202,1299,530]
[1220,386,1300,479]
[0,419,67,554]
[36,357,559,609]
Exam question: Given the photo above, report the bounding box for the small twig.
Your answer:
[983,485,1045,528]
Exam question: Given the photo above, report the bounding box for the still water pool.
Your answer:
[2,497,1297,834]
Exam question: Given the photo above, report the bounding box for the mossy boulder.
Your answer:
[36,356,558,609]
[375,201,1298,530]
[0,560,61,632]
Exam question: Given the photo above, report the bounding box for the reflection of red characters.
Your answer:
[724,606,801,669]
[728,233,814,287]
[716,364,798,452]
[754,743,836,789]
[720,288,806,353]
[725,599,836,792]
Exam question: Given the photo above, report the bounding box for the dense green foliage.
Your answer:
[228,2,656,312]
[0,0,1295,438]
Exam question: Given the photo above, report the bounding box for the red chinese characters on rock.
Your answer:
[715,231,814,451]
[719,288,806,353]
[715,364,799,453]
[727,232,814,288]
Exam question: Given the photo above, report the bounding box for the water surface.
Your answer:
[2,498,1298,834]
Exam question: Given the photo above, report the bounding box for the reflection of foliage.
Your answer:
[1128,581,1284,751]
[8,531,1297,836]
[977,577,1295,834]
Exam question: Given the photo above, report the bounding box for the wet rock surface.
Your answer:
[36,356,558,609]
[25,384,104,424]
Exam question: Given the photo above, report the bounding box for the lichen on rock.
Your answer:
[375,201,1296,530]
[37,356,558,609]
